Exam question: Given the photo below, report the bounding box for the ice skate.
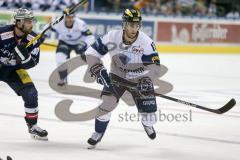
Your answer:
[57,78,67,86]
[87,132,103,149]
[28,124,48,141]
[142,123,156,140]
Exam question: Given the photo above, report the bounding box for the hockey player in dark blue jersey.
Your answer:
[0,8,48,140]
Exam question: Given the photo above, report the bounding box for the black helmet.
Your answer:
[63,5,76,16]
[122,9,142,23]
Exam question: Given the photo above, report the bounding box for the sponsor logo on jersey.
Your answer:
[119,66,145,73]
[27,34,37,45]
[67,34,73,38]
[132,45,144,54]
[0,48,16,65]
[143,100,156,106]
[0,31,14,40]
[73,29,81,33]
[31,47,40,56]
[0,48,12,57]
[151,55,159,63]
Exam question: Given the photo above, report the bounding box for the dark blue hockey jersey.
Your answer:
[0,25,41,71]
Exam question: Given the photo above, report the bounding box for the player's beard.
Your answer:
[22,25,32,34]
[17,24,32,35]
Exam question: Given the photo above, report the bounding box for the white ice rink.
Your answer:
[0,52,239,160]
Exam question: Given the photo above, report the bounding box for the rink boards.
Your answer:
[1,10,240,54]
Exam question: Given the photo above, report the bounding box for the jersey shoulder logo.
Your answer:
[27,34,37,45]
[0,31,14,40]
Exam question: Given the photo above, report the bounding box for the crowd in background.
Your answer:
[0,0,81,11]
[0,0,239,19]
[103,0,240,18]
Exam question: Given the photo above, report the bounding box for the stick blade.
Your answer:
[215,98,236,114]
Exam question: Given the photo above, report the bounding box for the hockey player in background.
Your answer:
[85,8,160,148]
[0,8,48,140]
[51,10,95,86]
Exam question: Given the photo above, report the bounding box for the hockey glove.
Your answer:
[90,63,111,87]
[13,43,31,62]
[77,41,87,53]
[90,64,119,98]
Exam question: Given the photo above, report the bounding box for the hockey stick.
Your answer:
[42,42,57,47]
[112,80,236,114]
[154,93,236,114]
[26,0,88,48]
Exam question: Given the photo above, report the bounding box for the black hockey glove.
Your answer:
[90,63,119,98]
[90,63,111,86]
[13,43,30,62]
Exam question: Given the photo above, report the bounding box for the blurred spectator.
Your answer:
[49,0,79,11]
[145,0,159,14]
[21,0,32,8]
[159,0,175,15]
[94,0,112,12]
[0,0,239,19]
[207,0,217,17]
[226,6,239,19]
[145,0,174,15]
[0,0,79,11]
[192,0,207,16]
[176,0,195,16]
[113,0,121,12]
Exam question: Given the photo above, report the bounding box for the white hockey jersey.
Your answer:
[52,17,94,46]
[85,30,160,82]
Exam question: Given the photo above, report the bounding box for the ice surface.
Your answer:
[0,52,239,160]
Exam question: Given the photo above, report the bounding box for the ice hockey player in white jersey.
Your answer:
[51,10,95,85]
[85,8,161,148]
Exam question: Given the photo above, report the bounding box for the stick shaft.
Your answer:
[26,0,88,48]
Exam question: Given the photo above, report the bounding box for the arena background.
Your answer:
[0,1,240,160]
[1,0,240,53]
